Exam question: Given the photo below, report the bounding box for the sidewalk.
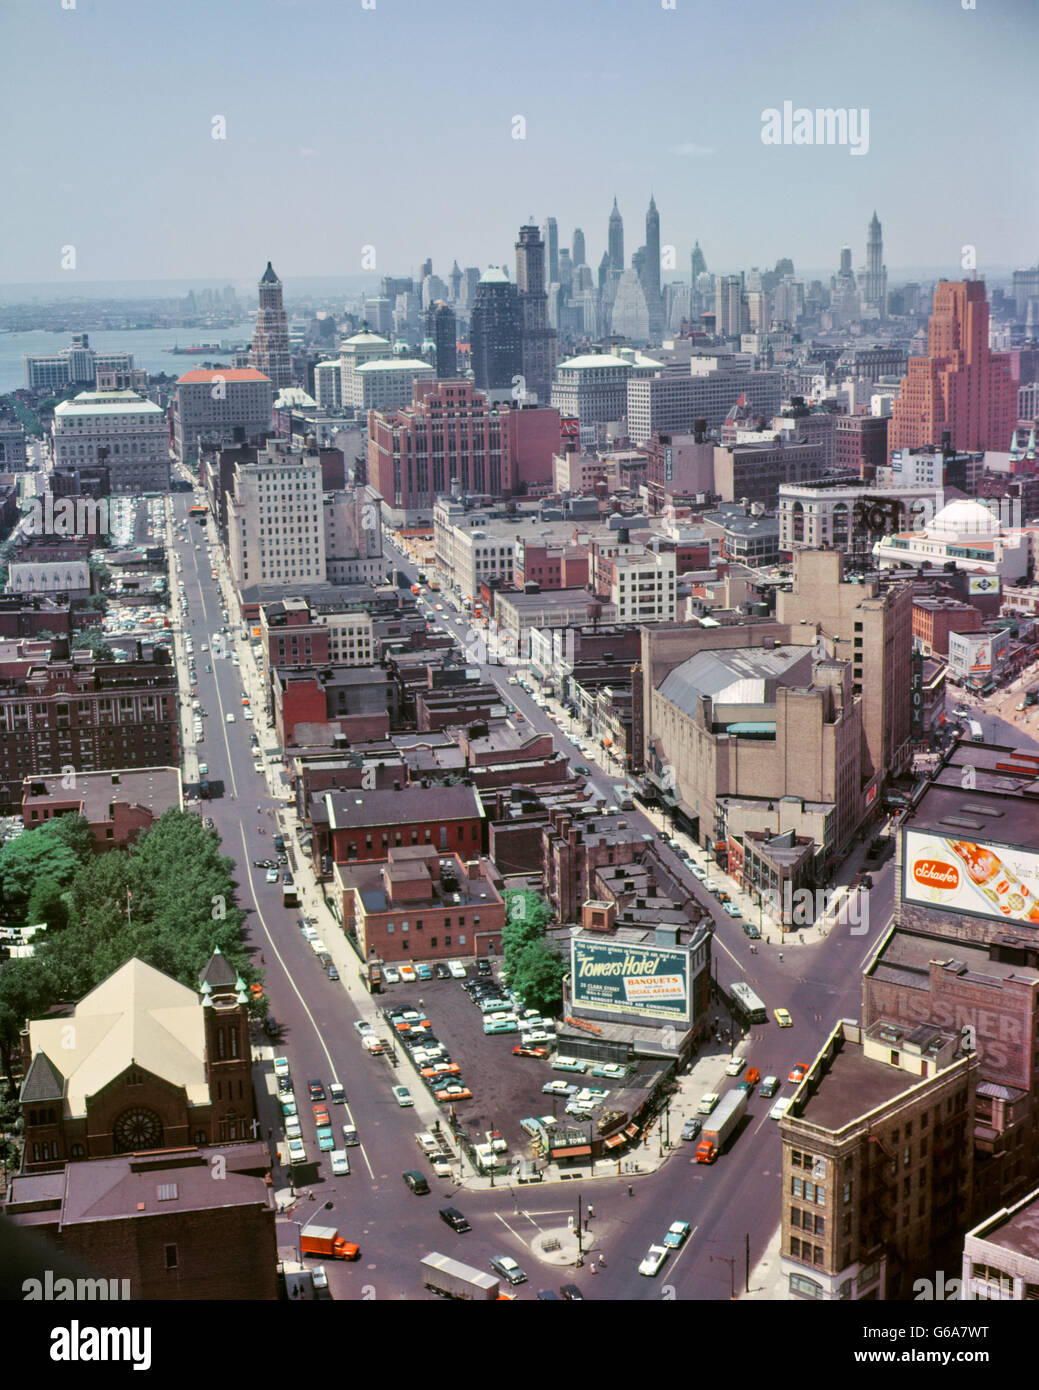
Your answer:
[737,1221,789,1300]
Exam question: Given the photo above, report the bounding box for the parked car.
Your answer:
[742,922,762,939]
[725,1056,747,1077]
[341,1124,359,1146]
[265,868,279,883]
[680,1117,702,1142]
[330,1150,350,1176]
[788,1063,809,1084]
[392,1085,414,1107]
[434,963,451,979]
[383,966,400,984]
[308,1081,326,1102]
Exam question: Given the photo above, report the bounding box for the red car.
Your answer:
[313,1106,330,1127]
[788,1064,808,1084]
[513,1045,549,1059]
[434,1083,472,1102]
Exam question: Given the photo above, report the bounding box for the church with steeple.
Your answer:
[18,951,257,1172]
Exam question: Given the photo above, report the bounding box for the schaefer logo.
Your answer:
[913,860,960,890]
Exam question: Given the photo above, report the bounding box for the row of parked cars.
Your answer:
[461,965,557,1049]
[382,1003,474,1105]
[273,1059,357,1168]
[382,959,467,985]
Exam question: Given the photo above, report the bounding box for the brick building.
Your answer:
[337,846,504,964]
[18,952,256,1173]
[834,414,889,479]
[912,596,983,657]
[311,783,484,866]
[273,665,395,748]
[777,1018,976,1301]
[0,642,179,813]
[21,766,183,849]
[4,1143,277,1300]
[542,806,645,923]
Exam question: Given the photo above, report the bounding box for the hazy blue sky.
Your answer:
[3,0,1035,288]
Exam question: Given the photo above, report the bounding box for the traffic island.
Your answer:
[529,1226,593,1266]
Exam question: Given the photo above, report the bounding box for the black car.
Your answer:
[307,1080,326,1102]
[327,965,339,981]
[253,858,273,868]
[277,1075,293,1095]
[439,1206,470,1233]
[282,873,294,886]
[536,1290,561,1301]
[403,1170,430,1194]
[277,854,288,866]
[560,1285,584,1301]
[317,953,332,968]
[476,958,492,976]
[434,963,451,980]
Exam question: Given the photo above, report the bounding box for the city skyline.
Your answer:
[3,0,1036,285]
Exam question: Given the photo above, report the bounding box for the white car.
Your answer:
[725,1056,747,1077]
[329,1149,350,1176]
[285,1118,302,1141]
[310,1265,328,1291]
[770,1097,793,1121]
[383,966,400,983]
[310,938,328,955]
[287,1138,306,1164]
[446,960,467,979]
[265,868,279,884]
[226,712,235,723]
[301,926,319,942]
[244,708,254,720]
[639,1245,669,1277]
[353,1020,374,1036]
[253,761,264,773]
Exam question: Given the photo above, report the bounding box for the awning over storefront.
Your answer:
[604,1134,626,1150]
[552,1145,592,1158]
[623,1123,640,1139]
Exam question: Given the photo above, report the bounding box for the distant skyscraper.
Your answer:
[558,249,573,294]
[421,257,433,280]
[514,225,558,402]
[641,196,664,338]
[469,268,522,393]
[450,261,462,302]
[840,246,852,276]
[462,267,481,311]
[597,251,610,293]
[714,275,746,338]
[572,228,586,268]
[864,211,887,316]
[608,198,624,273]
[610,268,650,342]
[543,217,559,286]
[249,262,292,389]
[426,302,457,378]
[690,241,707,284]
[888,279,1017,458]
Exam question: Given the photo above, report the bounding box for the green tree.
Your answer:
[71,628,114,659]
[26,877,68,933]
[510,938,566,1016]
[0,830,79,916]
[43,813,94,866]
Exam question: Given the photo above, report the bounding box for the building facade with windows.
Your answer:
[52,390,169,494]
[227,441,325,589]
[173,368,274,463]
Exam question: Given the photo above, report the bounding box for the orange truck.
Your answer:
[300,1225,359,1261]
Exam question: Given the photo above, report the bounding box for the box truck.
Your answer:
[300,1224,359,1261]
[420,1251,501,1300]
[695,1087,748,1163]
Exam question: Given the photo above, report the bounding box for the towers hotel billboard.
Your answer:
[902,829,1039,927]
[570,938,690,1021]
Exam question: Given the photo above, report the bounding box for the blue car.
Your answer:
[416,963,433,981]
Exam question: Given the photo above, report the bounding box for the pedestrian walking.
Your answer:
[587,1204,595,1220]
[627,1183,634,1198]
[599,1253,606,1268]
[589,1260,597,1274]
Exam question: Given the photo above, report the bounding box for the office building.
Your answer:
[261,595,374,669]
[715,275,746,338]
[173,368,273,463]
[469,269,522,395]
[962,1189,1039,1300]
[861,211,888,316]
[543,216,559,285]
[227,440,325,589]
[23,334,134,392]
[607,197,624,272]
[777,1018,976,1300]
[627,358,783,444]
[610,269,651,342]
[515,224,558,403]
[51,389,169,494]
[641,196,664,338]
[572,228,586,269]
[835,414,889,477]
[248,262,292,389]
[426,302,457,378]
[777,548,912,789]
[888,280,1017,458]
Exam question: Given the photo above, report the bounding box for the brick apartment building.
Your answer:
[273,665,395,747]
[834,414,889,479]
[542,806,645,923]
[0,642,179,812]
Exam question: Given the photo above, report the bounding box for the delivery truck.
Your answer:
[421,1251,501,1300]
[695,1087,748,1163]
[300,1224,360,1261]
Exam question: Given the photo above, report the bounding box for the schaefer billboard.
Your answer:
[903,828,1039,927]
[570,938,690,1021]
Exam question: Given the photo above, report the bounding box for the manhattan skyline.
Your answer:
[2,0,1036,286]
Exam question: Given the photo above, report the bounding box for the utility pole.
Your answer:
[710,1253,736,1300]
[745,1232,750,1292]
[576,1193,583,1257]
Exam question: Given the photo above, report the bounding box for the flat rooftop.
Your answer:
[867,926,1039,992]
[971,1191,1039,1259]
[22,767,182,820]
[794,1041,916,1132]
[906,740,1039,848]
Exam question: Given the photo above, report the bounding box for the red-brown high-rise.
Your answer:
[888,280,1016,458]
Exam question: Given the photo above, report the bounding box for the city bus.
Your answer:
[968,719,984,743]
[188,504,208,520]
[730,980,768,1025]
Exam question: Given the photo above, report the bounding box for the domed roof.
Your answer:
[479,267,510,285]
[926,497,1000,541]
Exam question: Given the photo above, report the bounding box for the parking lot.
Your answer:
[378,972,592,1159]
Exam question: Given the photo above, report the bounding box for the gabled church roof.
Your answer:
[199,946,237,992]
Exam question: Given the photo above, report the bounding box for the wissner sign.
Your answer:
[570,939,689,1021]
